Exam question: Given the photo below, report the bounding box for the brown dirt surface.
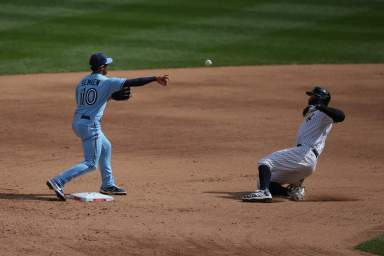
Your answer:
[0,64,383,256]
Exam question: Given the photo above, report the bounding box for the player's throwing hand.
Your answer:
[156,75,169,86]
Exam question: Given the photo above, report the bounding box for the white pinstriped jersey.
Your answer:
[258,107,334,184]
[296,108,333,155]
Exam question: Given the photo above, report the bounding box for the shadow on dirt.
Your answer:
[204,191,359,203]
[204,191,286,203]
[0,193,59,201]
[303,195,360,202]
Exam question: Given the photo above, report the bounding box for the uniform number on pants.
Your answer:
[80,88,98,105]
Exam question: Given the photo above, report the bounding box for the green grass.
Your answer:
[356,235,384,256]
[0,0,384,74]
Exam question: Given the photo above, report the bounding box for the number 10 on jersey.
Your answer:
[80,88,98,105]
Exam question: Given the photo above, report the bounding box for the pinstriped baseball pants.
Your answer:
[258,145,317,184]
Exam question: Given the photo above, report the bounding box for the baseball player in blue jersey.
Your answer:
[47,52,169,201]
[242,86,345,202]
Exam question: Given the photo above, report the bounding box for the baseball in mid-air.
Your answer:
[205,59,213,66]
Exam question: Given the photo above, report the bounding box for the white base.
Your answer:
[70,192,114,202]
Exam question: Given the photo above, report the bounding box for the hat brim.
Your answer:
[106,57,113,65]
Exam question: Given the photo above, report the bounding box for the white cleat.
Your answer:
[242,189,272,203]
[287,184,305,201]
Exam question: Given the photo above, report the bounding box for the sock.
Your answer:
[258,165,271,190]
[269,182,288,196]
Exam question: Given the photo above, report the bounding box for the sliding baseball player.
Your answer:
[242,86,345,202]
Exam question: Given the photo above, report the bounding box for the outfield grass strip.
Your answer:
[355,234,384,256]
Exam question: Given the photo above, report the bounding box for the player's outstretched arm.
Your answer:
[317,105,345,123]
[123,75,169,88]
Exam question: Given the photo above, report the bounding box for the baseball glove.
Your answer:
[111,86,131,101]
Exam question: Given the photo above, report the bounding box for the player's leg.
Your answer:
[98,132,126,195]
[256,168,288,196]
[268,147,316,200]
[269,182,289,196]
[55,132,101,184]
[263,180,301,199]
[47,125,102,200]
[255,166,288,196]
[98,132,114,188]
[242,164,273,202]
[242,146,314,202]
[258,165,271,190]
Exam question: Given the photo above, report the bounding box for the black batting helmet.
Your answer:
[306,86,331,106]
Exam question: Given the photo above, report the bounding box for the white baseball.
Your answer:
[205,59,213,66]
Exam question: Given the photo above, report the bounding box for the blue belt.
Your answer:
[81,115,90,120]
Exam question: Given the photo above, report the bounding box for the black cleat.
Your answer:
[100,185,127,195]
[46,179,66,201]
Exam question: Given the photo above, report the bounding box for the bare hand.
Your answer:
[156,75,169,86]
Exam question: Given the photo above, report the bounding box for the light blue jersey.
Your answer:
[52,72,127,191]
[47,52,168,200]
[73,73,126,123]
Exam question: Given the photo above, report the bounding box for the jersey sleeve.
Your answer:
[104,77,127,94]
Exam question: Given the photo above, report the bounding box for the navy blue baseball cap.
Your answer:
[89,52,113,68]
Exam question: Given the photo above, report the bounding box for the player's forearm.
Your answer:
[317,106,345,123]
[123,76,157,87]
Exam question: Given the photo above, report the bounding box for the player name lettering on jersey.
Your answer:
[74,73,126,123]
[81,79,101,86]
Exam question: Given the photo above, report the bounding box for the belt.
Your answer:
[81,115,90,120]
[297,144,319,158]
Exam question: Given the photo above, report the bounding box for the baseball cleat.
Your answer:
[46,179,66,201]
[287,184,305,201]
[100,185,127,195]
[242,189,272,202]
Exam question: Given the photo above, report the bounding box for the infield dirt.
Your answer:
[0,64,383,255]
